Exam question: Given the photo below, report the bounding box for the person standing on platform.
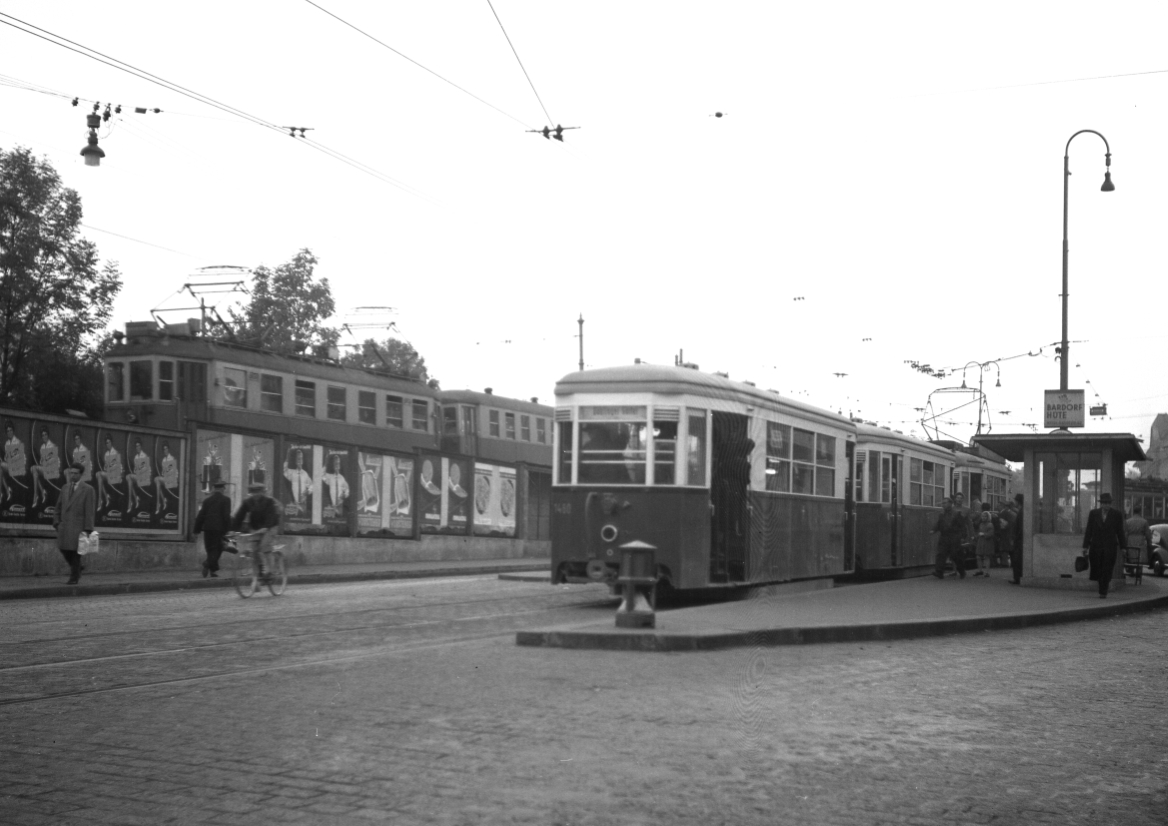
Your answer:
[1009,494,1024,584]
[932,497,970,579]
[193,480,232,578]
[1125,505,1152,568]
[996,498,1016,569]
[53,462,95,584]
[1082,492,1126,598]
[974,507,995,576]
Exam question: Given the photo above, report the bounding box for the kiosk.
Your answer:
[973,432,1145,591]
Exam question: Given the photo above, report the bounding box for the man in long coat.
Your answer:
[1082,491,1126,598]
[53,462,95,584]
[193,480,232,578]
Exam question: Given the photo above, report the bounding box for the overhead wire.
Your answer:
[301,0,532,129]
[0,12,429,199]
[485,0,554,126]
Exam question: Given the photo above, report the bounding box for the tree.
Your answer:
[340,337,436,386]
[229,248,338,355]
[0,146,121,415]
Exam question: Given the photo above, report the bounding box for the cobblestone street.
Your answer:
[2,577,1165,825]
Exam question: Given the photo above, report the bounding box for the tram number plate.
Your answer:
[554,503,572,515]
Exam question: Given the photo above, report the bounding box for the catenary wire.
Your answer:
[301,0,532,129]
[485,0,554,126]
[0,13,430,199]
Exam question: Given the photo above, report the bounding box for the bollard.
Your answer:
[615,541,657,629]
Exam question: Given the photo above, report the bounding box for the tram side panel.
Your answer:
[550,487,712,590]
[748,493,847,581]
[898,505,939,570]
[854,501,894,571]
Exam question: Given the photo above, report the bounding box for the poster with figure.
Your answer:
[446,457,470,533]
[321,448,350,530]
[200,438,224,494]
[387,455,414,535]
[65,426,96,487]
[124,433,156,528]
[94,428,128,527]
[153,437,181,529]
[28,421,65,525]
[0,417,31,523]
[247,446,267,487]
[417,454,443,532]
[194,430,272,519]
[356,452,383,534]
[473,463,517,537]
[356,452,416,537]
[282,443,317,531]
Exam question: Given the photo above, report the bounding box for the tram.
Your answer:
[852,425,955,577]
[550,364,856,592]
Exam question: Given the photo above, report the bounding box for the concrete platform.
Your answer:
[0,558,550,600]
[516,571,1168,651]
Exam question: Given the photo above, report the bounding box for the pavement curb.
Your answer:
[0,563,550,600]
[515,590,1168,651]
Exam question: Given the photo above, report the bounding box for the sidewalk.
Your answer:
[0,558,551,600]
[516,572,1168,651]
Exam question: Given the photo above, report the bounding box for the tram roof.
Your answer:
[555,364,854,428]
[853,423,956,459]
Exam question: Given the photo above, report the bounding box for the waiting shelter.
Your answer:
[973,432,1146,591]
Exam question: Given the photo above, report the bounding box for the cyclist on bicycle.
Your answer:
[231,482,281,576]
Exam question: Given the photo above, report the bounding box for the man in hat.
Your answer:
[1082,492,1126,598]
[1009,494,1024,584]
[193,480,232,578]
[231,482,281,576]
[52,462,95,584]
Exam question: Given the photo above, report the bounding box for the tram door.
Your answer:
[843,441,855,570]
[888,454,901,566]
[710,411,752,583]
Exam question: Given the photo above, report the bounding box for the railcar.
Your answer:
[550,364,857,593]
[949,444,1013,515]
[852,425,954,577]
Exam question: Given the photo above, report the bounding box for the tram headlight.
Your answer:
[600,524,619,543]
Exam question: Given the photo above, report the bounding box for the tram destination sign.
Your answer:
[1044,389,1086,428]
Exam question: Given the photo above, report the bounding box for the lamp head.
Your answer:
[80,139,105,167]
[1101,171,1114,192]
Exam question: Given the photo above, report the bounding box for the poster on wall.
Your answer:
[473,463,517,537]
[281,442,321,532]
[153,436,182,529]
[0,416,32,523]
[446,457,470,533]
[93,427,128,527]
[417,453,443,532]
[123,433,157,528]
[195,430,273,518]
[27,420,65,526]
[320,447,350,530]
[355,453,415,537]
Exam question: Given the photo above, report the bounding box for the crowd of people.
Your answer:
[932,491,1024,582]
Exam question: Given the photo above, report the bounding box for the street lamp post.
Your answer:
[1061,130,1114,391]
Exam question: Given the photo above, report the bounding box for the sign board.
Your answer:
[1044,390,1085,428]
[1089,404,1108,417]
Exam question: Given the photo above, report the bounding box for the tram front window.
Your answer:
[579,421,646,484]
[653,421,678,485]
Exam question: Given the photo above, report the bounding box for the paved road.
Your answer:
[1,577,1165,825]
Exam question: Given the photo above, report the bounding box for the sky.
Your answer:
[2,1,1167,450]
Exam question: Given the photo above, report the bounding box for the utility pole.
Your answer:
[577,314,584,372]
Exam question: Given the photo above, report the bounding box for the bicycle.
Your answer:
[226,531,287,597]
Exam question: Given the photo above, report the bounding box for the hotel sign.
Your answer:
[1044,390,1085,428]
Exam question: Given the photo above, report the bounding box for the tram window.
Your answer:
[868,451,880,503]
[792,429,815,495]
[854,454,865,501]
[881,455,892,503]
[386,395,403,429]
[358,391,376,425]
[159,361,174,401]
[687,410,707,486]
[295,380,316,417]
[765,422,790,492]
[653,421,678,485]
[505,412,516,439]
[130,360,154,401]
[106,362,125,403]
[412,400,429,431]
[327,386,346,421]
[489,410,500,437]
[537,418,547,444]
[578,421,645,484]
[261,374,283,413]
[222,367,246,408]
[521,415,531,441]
[557,422,573,484]
[815,435,835,497]
[443,406,459,435]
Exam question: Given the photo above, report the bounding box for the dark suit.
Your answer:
[1082,505,1125,596]
[193,490,233,573]
[53,479,95,582]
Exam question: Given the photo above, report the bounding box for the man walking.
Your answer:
[193,480,232,578]
[1009,494,1024,584]
[52,462,95,585]
[1082,491,1126,598]
[932,496,970,579]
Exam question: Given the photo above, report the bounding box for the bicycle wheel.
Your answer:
[233,553,258,598]
[266,552,287,596]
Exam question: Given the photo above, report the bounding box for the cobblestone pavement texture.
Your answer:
[1,576,1165,825]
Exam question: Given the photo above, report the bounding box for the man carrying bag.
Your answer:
[53,462,95,585]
